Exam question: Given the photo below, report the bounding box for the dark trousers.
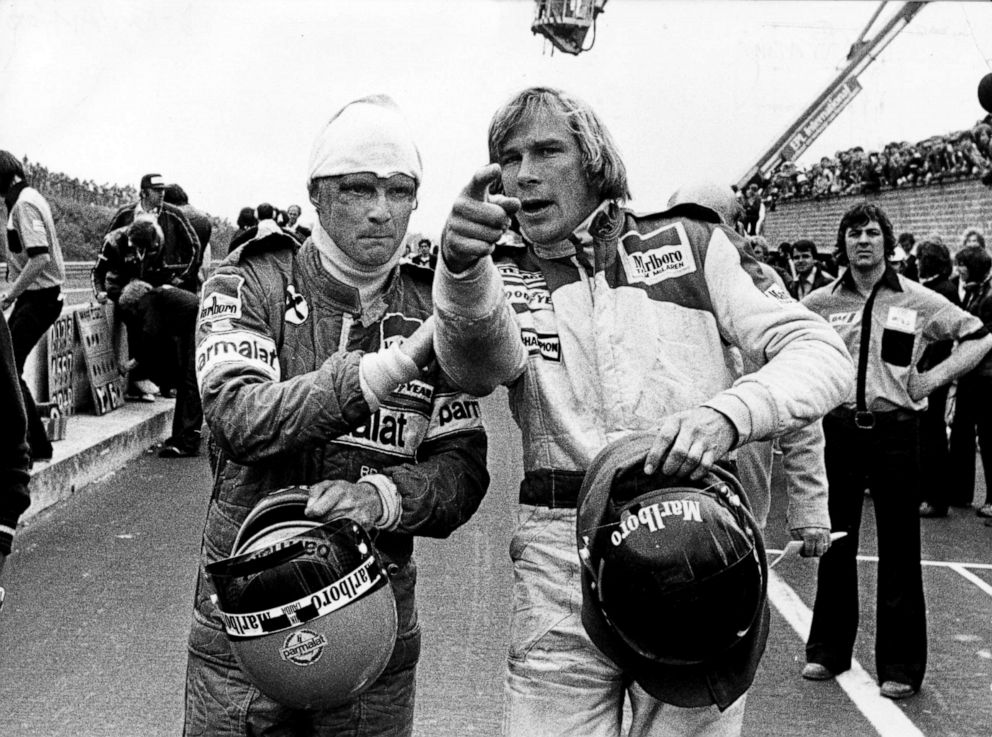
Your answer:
[948,375,992,508]
[807,412,927,689]
[170,328,202,451]
[7,289,62,457]
[919,384,952,511]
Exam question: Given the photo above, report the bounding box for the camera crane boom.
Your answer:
[736,1,926,190]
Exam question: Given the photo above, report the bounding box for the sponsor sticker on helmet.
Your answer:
[610,499,703,547]
[217,556,382,638]
[280,629,328,666]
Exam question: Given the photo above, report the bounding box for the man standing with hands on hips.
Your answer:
[801,203,992,700]
[432,86,853,737]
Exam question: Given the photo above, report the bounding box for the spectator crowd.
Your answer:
[747,115,992,214]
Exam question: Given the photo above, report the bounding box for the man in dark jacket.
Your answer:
[916,241,961,517]
[789,239,835,300]
[104,173,202,293]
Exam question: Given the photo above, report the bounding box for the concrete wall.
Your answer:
[762,178,992,253]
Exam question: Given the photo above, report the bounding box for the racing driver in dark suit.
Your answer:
[182,95,489,737]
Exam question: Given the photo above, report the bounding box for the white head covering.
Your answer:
[308,94,422,186]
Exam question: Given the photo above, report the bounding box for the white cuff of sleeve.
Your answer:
[361,474,402,530]
[359,344,420,412]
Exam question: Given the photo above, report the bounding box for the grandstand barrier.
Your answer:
[763,177,992,250]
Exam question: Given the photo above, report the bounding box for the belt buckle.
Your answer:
[854,410,875,430]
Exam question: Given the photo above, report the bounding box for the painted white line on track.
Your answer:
[767,570,927,737]
[767,550,992,570]
[948,564,992,598]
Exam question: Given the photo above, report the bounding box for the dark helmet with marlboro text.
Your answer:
[206,488,397,709]
[576,432,768,710]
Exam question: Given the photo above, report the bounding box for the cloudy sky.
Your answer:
[1,0,990,237]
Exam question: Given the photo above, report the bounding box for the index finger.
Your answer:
[462,163,503,202]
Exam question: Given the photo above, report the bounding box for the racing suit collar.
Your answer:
[311,221,404,314]
[530,200,614,261]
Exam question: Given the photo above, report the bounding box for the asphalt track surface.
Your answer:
[1,391,991,736]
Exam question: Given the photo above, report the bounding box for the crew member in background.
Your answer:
[163,183,213,284]
[92,218,170,402]
[801,203,992,700]
[0,150,65,461]
[183,94,489,736]
[0,314,31,596]
[915,240,961,518]
[285,203,311,242]
[789,239,834,300]
[433,86,853,737]
[105,173,201,294]
[117,279,202,458]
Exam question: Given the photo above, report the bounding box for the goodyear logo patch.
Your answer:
[619,222,697,286]
[196,330,280,383]
[499,266,554,312]
[392,379,434,405]
[199,274,245,326]
[520,327,561,362]
[426,393,483,439]
[334,407,429,458]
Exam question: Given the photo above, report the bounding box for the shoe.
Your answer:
[879,681,916,699]
[126,390,155,403]
[918,502,947,518]
[158,443,199,459]
[133,379,160,395]
[801,663,835,681]
[977,504,992,518]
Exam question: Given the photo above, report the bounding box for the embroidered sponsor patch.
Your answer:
[196,330,280,382]
[619,222,697,286]
[380,312,423,348]
[200,274,244,326]
[829,311,860,326]
[520,327,561,361]
[885,306,917,333]
[334,407,429,457]
[500,268,554,312]
[763,284,795,304]
[391,379,434,405]
[284,285,309,325]
[425,393,484,439]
